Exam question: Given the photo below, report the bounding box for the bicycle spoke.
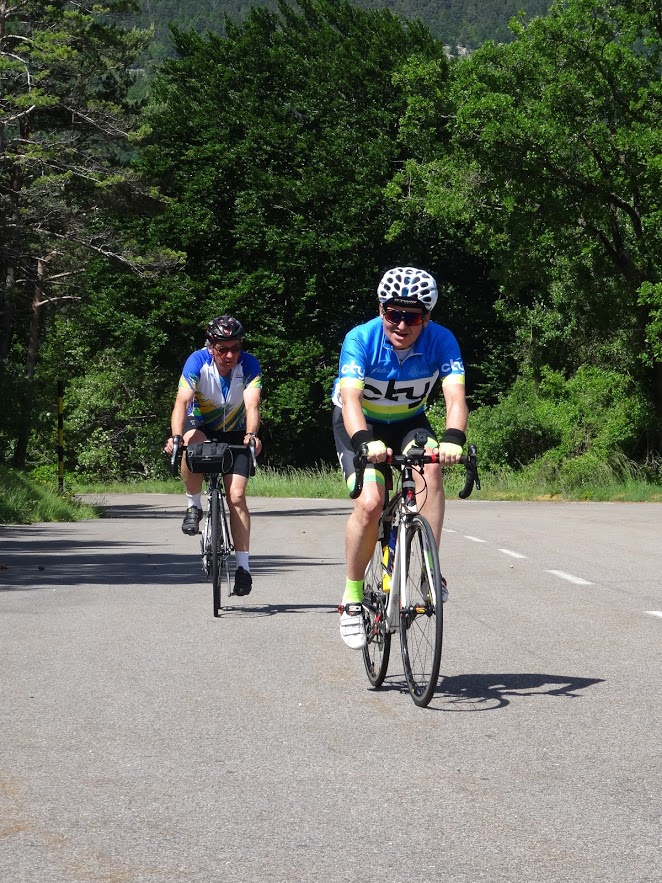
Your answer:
[362,532,391,687]
[399,515,443,707]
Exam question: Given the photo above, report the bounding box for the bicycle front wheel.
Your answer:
[399,514,443,707]
[362,535,391,687]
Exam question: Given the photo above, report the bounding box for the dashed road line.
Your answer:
[498,548,528,559]
[451,530,657,618]
[546,569,593,586]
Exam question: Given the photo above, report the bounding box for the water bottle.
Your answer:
[381,544,391,593]
[381,525,397,592]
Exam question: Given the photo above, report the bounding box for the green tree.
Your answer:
[138,0,465,465]
[0,0,156,466]
[398,0,662,450]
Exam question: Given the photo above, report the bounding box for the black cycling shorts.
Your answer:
[185,419,252,479]
[332,406,438,483]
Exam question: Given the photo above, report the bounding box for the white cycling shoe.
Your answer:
[339,603,366,650]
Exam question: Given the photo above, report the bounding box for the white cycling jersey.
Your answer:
[179,348,261,432]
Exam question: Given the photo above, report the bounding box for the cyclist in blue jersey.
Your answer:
[164,315,262,596]
[331,268,468,648]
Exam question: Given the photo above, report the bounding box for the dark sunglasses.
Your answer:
[212,343,241,355]
[383,308,425,327]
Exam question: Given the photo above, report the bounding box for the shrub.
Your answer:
[430,365,654,477]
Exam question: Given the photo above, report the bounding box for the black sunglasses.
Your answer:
[383,308,425,327]
[212,343,241,355]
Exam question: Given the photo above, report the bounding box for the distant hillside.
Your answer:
[138,0,554,61]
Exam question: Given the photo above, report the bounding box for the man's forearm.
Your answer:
[244,405,260,436]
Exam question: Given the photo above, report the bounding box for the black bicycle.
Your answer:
[350,433,480,707]
[171,439,256,617]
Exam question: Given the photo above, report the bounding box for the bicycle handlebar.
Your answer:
[170,438,257,477]
[350,442,481,501]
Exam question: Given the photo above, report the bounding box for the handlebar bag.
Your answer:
[186,441,233,474]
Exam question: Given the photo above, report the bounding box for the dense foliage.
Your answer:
[136,0,554,63]
[1,0,661,486]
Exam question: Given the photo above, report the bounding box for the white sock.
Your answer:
[235,551,250,572]
[186,493,202,510]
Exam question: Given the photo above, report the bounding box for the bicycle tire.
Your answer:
[218,496,232,603]
[399,514,443,707]
[362,533,391,687]
[210,487,222,616]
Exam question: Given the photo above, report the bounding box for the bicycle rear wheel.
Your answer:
[362,535,391,687]
[399,514,443,707]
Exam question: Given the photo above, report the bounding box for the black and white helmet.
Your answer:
[377,267,438,311]
[206,315,244,343]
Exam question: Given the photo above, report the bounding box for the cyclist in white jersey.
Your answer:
[164,315,262,596]
[331,268,468,648]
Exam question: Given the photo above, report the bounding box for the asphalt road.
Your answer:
[1,495,661,883]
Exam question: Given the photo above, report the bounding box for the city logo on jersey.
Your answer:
[364,377,432,404]
[340,359,365,380]
[441,358,464,374]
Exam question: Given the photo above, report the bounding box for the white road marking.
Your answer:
[443,528,457,533]
[498,548,528,559]
[546,569,593,585]
[464,535,487,543]
[645,611,662,619]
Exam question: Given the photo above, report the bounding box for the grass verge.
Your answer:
[3,463,662,525]
[0,466,98,525]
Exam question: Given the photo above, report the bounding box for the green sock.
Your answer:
[342,578,364,604]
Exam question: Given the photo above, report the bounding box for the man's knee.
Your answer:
[226,484,248,510]
[352,489,383,524]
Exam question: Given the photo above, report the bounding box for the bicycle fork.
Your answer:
[386,513,436,630]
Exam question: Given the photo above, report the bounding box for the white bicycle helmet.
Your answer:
[377,267,438,311]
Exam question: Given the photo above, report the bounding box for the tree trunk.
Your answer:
[0,161,23,363]
[653,361,662,454]
[12,257,46,468]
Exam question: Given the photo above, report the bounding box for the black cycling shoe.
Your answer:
[233,566,253,596]
[182,506,202,535]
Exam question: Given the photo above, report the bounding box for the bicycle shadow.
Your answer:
[212,602,337,618]
[372,671,604,709]
[433,672,605,710]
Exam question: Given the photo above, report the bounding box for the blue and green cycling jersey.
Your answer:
[331,317,464,423]
[179,348,261,432]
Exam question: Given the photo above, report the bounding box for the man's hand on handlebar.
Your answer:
[364,440,390,463]
[435,442,464,465]
[164,434,183,456]
[243,433,262,457]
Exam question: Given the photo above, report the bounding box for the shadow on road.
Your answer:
[212,602,337,618]
[76,501,350,520]
[0,546,343,591]
[362,671,604,709]
[434,671,605,710]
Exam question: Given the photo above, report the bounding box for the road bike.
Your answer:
[171,439,256,617]
[350,432,480,707]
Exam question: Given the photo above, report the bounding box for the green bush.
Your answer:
[432,365,654,478]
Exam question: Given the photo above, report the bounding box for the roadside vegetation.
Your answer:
[2,461,661,526]
[0,467,98,525]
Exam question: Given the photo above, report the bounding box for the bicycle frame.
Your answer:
[200,473,233,572]
[378,468,421,635]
